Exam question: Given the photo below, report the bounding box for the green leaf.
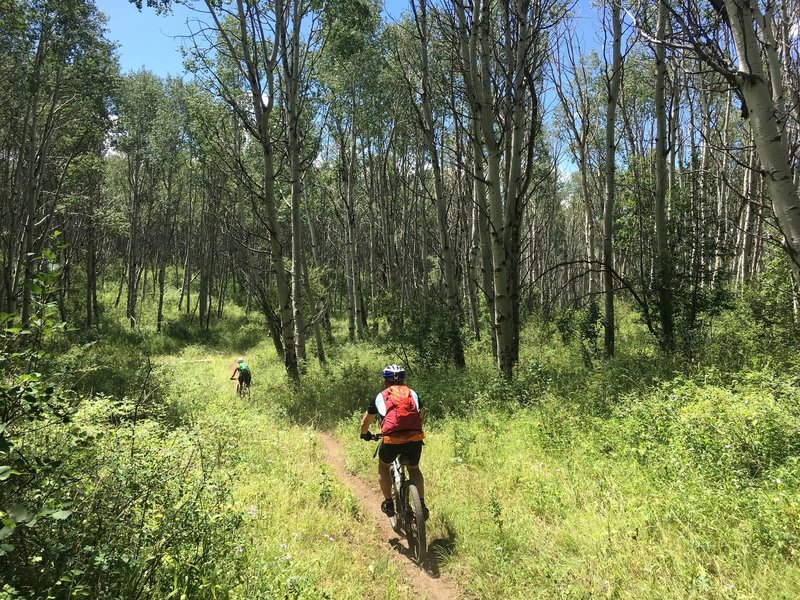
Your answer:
[0,526,14,540]
[8,504,32,524]
[50,510,73,521]
[0,543,13,556]
[0,466,11,481]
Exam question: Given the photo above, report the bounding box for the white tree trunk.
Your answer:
[722,0,800,279]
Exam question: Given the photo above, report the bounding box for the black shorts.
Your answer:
[379,441,423,466]
[239,371,251,385]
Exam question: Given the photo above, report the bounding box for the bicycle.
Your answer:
[230,376,251,399]
[368,433,426,563]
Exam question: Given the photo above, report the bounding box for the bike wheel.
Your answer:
[389,468,402,534]
[406,483,426,563]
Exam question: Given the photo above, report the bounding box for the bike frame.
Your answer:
[231,376,250,398]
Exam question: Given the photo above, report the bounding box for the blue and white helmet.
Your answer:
[382,364,405,381]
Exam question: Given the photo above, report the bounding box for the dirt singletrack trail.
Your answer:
[317,432,464,600]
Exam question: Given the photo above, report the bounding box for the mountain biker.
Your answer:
[230,357,251,393]
[359,364,428,520]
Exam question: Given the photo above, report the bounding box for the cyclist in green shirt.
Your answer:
[230,357,252,395]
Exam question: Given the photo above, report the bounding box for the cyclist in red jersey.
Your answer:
[360,364,428,520]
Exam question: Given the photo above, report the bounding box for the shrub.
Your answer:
[382,295,465,370]
[675,386,800,479]
[615,374,800,482]
[750,459,800,555]
[1,322,242,599]
[277,358,376,426]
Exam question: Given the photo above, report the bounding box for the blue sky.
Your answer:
[98,0,413,77]
[97,0,198,77]
[99,0,601,78]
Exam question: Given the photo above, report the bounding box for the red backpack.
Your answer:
[380,385,423,435]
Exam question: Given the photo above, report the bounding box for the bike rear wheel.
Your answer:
[406,483,426,563]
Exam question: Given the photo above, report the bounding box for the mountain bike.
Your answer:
[369,434,426,563]
[230,376,251,399]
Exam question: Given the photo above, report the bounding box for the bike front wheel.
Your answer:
[389,468,402,535]
[406,483,426,563]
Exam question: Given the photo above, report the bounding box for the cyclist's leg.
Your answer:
[405,442,427,519]
[378,442,402,516]
[407,465,425,499]
[401,441,424,498]
[378,460,392,499]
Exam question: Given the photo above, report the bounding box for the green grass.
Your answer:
[38,286,800,599]
[337,403,800,598]
[327,305,800,599]
[160,337,422,599]
[169,300,800,598]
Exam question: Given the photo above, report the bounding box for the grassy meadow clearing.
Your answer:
[4,287,800,599]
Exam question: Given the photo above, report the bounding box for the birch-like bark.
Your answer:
[454,0,544,377]
[654,2,674,350]
[280,0,307,363]
[719,0,800,280]
[552,30,598,295]
[207,0,299,379]
[604,1,623,357]
[411,0,465,368]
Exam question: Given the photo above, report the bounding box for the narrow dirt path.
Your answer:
[318,432,464,600]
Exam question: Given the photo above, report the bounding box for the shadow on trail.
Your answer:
[387,520,458,578]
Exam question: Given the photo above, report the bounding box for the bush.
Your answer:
[277,358,377,426]
[676,386,800,479]
[615,374,800,481]
[382,295,465,370]
[750,459,800,555]
[1,324,242,599]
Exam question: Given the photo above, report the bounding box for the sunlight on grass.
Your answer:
[160,334,421,599]
[89,289,800,599]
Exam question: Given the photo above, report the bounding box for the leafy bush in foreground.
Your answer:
[1,322,242,599]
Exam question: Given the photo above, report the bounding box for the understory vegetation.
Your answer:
[3,279,799,599]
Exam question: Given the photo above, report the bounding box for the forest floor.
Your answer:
[147,306,800,599]
[317,432,463,600]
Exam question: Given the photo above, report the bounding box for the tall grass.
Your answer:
[23,283,800,599]
[328,306,800,599]
[158,325,422,599]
